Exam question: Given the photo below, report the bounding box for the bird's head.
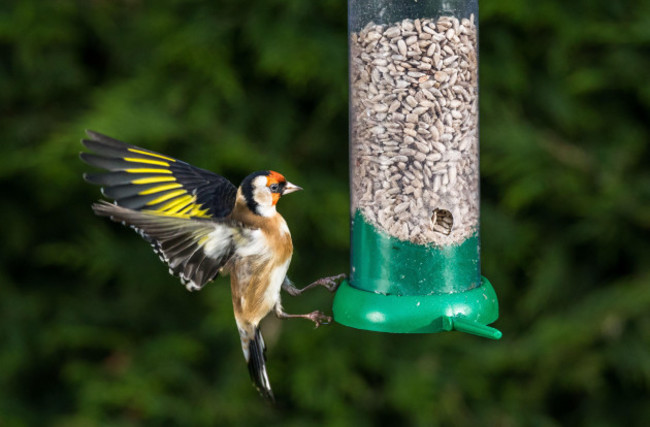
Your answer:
[239,170,302,217]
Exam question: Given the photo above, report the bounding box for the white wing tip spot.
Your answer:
[185,281,201,292]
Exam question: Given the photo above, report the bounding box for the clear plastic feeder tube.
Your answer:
[334,0,500,338]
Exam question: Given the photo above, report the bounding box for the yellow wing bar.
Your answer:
[82,131,232,219]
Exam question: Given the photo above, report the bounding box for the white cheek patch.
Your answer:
[252,176,277,217]
[252,175,268,187]
[253,186,271,205]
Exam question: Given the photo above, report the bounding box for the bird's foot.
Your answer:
[305,310,332,328]
[315,273,347,293]
[284,273,347,296]
[276,309,332,328]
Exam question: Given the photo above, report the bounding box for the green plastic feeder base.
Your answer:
[333,276,501,339]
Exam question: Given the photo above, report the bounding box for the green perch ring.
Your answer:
[332,212,501,339]
[333,277,501,339]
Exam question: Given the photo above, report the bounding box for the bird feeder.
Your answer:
[333,0,501,339]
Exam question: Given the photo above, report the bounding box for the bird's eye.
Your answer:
[269,183,280,192]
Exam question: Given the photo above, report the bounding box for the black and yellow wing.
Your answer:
[82,131,243,290]
[81,130,237,219]
[92,201,252,291]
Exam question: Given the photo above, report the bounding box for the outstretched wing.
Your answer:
[92,201,253,291]
[81,130,237,218]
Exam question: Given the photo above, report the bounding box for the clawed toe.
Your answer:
[308,311,332,328]
[322,274,347,292]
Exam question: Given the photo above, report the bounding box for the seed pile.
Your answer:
[350,15,479,246]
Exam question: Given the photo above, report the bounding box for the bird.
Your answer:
[80,130,346,402]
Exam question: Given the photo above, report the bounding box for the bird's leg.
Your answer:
[281,274,347,297]
[274,304,332,328]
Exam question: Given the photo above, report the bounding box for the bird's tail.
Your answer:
[240,326,274,402]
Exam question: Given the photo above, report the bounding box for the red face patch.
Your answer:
[267,171,286,206]
[266,170,286,186]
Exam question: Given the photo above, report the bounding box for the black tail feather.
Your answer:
[247,328,274,403]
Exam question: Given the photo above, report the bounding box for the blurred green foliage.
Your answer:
[1,0,649,425]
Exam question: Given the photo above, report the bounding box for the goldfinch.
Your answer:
[80,130,346,402]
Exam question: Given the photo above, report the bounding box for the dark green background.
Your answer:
[1,0,649,425]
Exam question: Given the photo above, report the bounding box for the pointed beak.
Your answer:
[282,181,303,195]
